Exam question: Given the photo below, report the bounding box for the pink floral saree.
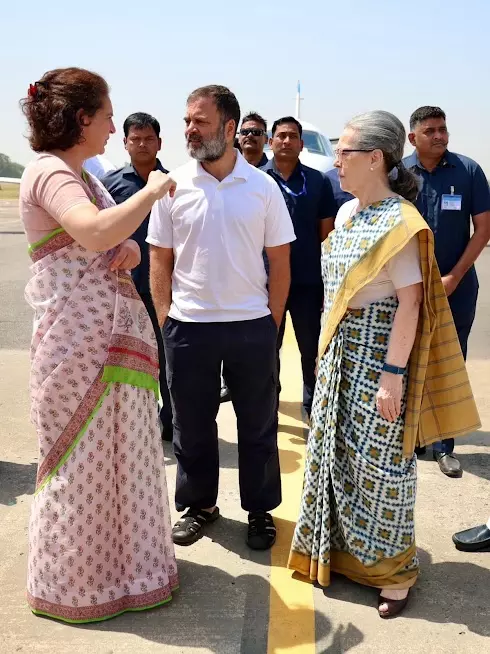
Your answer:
[25,171,178,623]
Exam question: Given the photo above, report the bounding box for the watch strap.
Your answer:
[382,362,406,375]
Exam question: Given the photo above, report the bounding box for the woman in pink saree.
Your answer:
[19,67,178,623]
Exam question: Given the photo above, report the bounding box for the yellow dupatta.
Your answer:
[319,198,480,458]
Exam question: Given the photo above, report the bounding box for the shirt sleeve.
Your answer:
[385,236,422,290]
[318,173,338,219]
[147,196,173,248]
[264,180,296,248]
[32,167,91,222]
[470,163,490,217]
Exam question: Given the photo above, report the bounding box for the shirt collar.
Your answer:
[263,157,302,179]
[406,149,456,171]
[122,158,166,177]
[191,149,250,182]
[257,152,269,168]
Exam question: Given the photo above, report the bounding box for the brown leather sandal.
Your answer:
[378,589,411,619]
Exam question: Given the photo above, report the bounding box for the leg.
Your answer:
[140,293,173,440]
[223,316,281,514]
[287,285,323,417]
[163,318,222,511]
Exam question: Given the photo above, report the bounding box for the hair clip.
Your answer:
[28,83,38,98]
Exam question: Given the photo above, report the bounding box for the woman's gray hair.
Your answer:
[346,110,419,203]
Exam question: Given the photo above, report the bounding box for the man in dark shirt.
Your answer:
[404,106,490,477]
[262,116,337,418]
[102,112,173,441]
[325,166,354,211]
[238,112,269,168]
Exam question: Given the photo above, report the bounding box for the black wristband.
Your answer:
[382,363,406,375]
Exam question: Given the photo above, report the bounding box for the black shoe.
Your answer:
[172,507,220,545]
[415,446,427,456]
[247,510,277,550]
[433,452,462,478]
[452,524,490,552]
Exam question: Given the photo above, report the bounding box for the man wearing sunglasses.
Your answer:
[219,112,270,404]
[262,116,337,419]
[238,112,269,168]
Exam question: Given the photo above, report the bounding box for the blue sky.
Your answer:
[2,0,489,172]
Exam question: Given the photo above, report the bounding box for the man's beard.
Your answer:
[187,122,227,162]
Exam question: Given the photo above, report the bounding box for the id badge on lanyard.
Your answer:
[441,186,462,211]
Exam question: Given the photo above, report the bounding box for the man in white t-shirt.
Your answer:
[148,85,295,550]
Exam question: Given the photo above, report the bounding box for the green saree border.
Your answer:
[28,227,66,254]
[30,588,179,624]
[35,383,111,496]
[102,365,159,400]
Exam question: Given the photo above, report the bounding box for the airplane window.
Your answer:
[302,131,325,155]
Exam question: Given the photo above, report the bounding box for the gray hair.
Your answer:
[346,110,419,203]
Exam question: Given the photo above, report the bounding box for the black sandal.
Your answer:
[378,589,411,618]
[172,507,220,545]
[247,510,277,550]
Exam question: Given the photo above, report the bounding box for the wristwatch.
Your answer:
[382,363,406,375]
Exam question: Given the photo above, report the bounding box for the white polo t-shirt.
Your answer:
[147,152,296,322]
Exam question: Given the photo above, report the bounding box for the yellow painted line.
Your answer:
[268,318,316,654]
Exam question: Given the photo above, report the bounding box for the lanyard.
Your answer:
[275,170,307,198]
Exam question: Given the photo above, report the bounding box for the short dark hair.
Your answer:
[187,85,240,131]
[123,112,160,138]
[409,106,446,131]
[241,112,267,132]
[20,67,109,152]
[271,116,303,138]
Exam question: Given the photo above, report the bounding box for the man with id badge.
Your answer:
[404,106,490,478]
[262,116,337,418]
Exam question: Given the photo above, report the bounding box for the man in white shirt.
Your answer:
[148,85,295,550]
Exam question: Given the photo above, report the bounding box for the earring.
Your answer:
[370,167,374,171]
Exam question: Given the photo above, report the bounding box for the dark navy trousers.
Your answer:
[276,284,324,417]
[163,315,281,513]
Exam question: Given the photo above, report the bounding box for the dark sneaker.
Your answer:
[247,510,277,550]
[172,507,220,545]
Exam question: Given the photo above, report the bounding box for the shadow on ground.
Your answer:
[416,431,490,482]
[0,460,36,505]
[322,547,490,638]
[278,401,304,422]
[75,556,362,654]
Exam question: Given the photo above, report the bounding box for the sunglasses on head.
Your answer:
[240,128,265,137]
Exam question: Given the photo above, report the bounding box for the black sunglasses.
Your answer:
[240,128,265,137]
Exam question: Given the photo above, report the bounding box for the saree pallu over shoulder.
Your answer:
[319,198,480,457]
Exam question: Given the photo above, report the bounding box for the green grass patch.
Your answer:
[0,183,20,200]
